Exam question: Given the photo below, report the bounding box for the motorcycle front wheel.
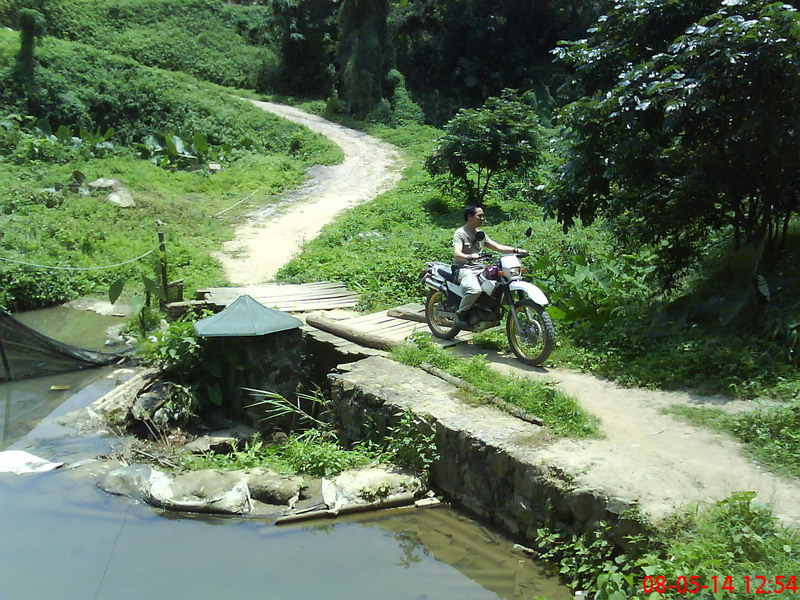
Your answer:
[506,299,555,366]
[425,290,461,340]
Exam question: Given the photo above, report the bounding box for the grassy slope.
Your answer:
[0,29,341,309]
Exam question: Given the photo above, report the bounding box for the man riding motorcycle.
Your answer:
[453,205,527,327]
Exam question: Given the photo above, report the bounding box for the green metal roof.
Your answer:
[193,294,302,337]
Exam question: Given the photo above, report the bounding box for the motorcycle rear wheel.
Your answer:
[506,299,554,366]
[425,290,461,340]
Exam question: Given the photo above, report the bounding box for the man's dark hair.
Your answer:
[463,205,482,222]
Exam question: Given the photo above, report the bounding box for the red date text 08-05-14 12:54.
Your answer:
[642,575,798,595]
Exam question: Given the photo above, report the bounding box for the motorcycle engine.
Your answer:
[468,297,501,332]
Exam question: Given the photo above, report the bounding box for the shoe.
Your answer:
[454,313,470,328]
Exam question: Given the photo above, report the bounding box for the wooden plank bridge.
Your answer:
[192,283,470,352]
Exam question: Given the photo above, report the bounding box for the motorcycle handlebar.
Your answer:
[466,249,528,262]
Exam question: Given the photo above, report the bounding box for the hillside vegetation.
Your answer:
[0,27,340,309]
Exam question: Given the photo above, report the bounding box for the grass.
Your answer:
[390,333,600,438]
[178,430,380,478]
[665,404,800,478]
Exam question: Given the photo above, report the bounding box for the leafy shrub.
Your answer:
[382,408,438,475]
[536,492,800,600]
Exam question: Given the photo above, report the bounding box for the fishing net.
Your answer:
[0,309,122,382]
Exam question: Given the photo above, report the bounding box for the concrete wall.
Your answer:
[328,356,647,550]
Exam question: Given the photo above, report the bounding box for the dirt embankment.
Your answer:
[458,345,800,527]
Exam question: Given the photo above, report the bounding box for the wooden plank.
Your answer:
[305,315,398,351]
[368,320,420,335]
[337,311,390,326]
[387,303,426,323]
[259,300,359,312]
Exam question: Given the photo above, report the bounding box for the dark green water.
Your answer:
[0,306,572,600]
[13,305,126,351]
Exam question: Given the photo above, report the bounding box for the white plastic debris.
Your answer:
[0,450,64,474]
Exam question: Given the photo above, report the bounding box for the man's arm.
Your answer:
[485,239,520,254]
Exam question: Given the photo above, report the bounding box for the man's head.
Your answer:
[463,205,486,224]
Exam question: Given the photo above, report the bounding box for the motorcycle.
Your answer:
[420,230,555,366]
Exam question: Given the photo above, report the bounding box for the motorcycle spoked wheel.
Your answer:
[506,299,555,366]
[424,290,461,339]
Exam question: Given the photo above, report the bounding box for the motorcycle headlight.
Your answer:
[506,266,522,277]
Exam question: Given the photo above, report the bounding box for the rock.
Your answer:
[321,465,425,511]
[107,188,135,207]
[183,435,238,455]
[208,163,222,173]
[245,467,304,504]
[98,464,155,500]
[207,425,257,445]
[267,430,289,447]
[88,177,124,191]
[147,469,252,515]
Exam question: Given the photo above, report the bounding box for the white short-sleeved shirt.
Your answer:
[453,226,494,266]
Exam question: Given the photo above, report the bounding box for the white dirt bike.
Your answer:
[420,232,554,366]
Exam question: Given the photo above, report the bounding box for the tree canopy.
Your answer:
[548,0,800,285]
[425,89,542,204]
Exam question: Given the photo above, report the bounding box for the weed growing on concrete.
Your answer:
[391,334,599,438]
[382,409,439,476]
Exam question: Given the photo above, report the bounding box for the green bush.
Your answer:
[536,492,800,600]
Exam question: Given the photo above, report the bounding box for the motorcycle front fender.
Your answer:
[508,280,548,306]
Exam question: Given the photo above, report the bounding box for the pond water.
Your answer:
[13,304,127,351]
[0,306,572,600]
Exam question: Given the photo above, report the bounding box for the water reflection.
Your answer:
[1,369,116,450]
[0,469,570,600]
[13,305,126,351]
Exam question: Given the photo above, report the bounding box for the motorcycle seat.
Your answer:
[437,267,456,283]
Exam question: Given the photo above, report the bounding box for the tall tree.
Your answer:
[390,0,602,123]
[337,0,394,117]
[272,0,338,97]
[549,0,800,287]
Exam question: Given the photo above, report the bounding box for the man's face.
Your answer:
[468,208,486,227]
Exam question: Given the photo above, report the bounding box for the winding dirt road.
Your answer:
[215,100,404,285]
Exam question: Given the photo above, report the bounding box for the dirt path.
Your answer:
[455,345,800,527]
[215,100,404,285]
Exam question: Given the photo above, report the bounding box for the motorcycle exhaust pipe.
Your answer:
[422,274,445,291]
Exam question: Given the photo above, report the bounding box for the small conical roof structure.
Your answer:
[194,294,302,337]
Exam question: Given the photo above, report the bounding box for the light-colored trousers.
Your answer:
[456,266,482,314]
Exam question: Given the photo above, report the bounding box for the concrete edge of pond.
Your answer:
[328,355,650,552]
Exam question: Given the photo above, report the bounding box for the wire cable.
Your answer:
[0,247,157,271]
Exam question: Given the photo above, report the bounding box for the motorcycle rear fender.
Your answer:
[509,280,548,306]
